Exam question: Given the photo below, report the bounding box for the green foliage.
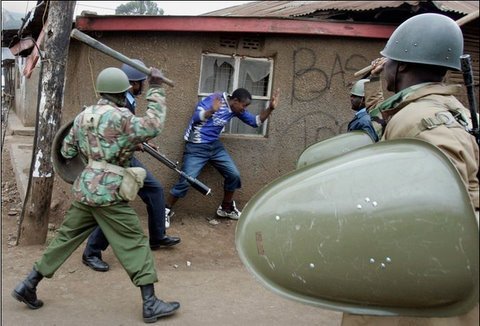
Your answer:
[115,1,164,15]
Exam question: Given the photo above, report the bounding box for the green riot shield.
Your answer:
[52,120,86,184]
[236,139,478,317]
[296,131,374,169]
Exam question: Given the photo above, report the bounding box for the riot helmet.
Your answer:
[96,67,131,94]
[380,13,463,70]
[121,59,148,81]
[350,79,369,97]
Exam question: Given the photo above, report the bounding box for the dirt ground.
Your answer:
[1,137,343,326]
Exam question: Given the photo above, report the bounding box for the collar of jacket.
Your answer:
[377,82,463,122]
[97,97,120,107]
[355,107,368,117]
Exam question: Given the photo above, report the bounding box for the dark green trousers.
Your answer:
[35,201,158,286]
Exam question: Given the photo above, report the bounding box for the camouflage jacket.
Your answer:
[61,86,166,206]
[376,82,479,209]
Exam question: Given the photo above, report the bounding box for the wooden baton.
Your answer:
[70,28,175,87]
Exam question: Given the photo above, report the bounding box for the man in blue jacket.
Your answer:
[165,88,279,222]
[347,79,379,142]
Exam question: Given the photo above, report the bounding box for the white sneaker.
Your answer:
[165,208,175,229]
[216,201,241,220]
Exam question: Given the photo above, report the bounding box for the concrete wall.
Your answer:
[51,31,387,221]
[14,57,39,127]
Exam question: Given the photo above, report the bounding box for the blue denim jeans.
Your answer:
[170,140,241,198]
[83,156,166,258]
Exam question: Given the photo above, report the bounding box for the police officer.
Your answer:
[347,79,379,142]
[342,12,479,326]
[81,59,180,273]
[12,67,180,323]
[369,13,479,210]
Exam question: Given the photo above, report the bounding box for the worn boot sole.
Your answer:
[143,308,178,323]
[11,289,43,309]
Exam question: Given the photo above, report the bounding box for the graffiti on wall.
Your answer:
[291,48,369,103]
[278,47,370,163]
[286,48,369,141]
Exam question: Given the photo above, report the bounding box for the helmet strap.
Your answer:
[393,61,400,94]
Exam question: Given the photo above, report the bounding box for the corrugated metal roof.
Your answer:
[204,1,479,17]
[433,1,479,14]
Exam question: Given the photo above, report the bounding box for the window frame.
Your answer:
[198,53,274,137]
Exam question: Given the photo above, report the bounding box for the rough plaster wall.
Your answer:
[14,66,39,127]
[50,31,386,223]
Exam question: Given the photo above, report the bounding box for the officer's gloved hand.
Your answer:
[148,68,165,87]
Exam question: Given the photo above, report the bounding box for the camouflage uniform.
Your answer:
[34,86,167,286]
[379,82,478,210]
[365,79,479,209]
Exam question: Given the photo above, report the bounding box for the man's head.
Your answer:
[121,59,148,96]
[379,13,463,93]
[350,79,368,111]
[228,88,252,114]
[96,67,131,107]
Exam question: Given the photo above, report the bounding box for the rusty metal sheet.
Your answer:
[434,1,480,14]
[205,1,478,17]
[75,16,396,39]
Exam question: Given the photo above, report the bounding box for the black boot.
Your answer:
[11,268,44,309]
[141,284,180,323]
[150,235,181,250]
